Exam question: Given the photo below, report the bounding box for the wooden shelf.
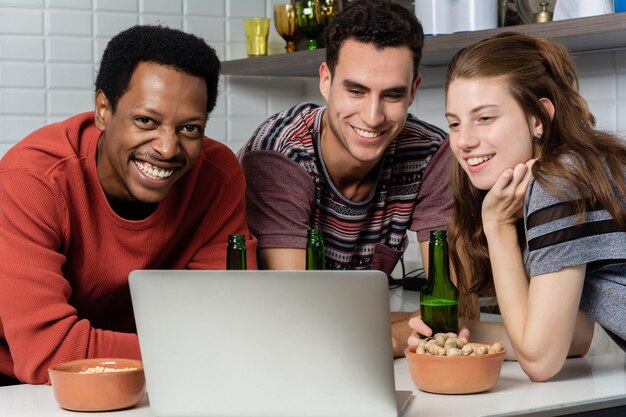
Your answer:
[222,13,626,77]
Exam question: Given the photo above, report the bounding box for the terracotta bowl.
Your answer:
[404,343,506,394]
[48,358,145,412]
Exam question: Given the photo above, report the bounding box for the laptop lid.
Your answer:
[129,270,404,417]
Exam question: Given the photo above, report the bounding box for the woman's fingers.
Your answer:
[408,331,421,347]
[408,316,432,337]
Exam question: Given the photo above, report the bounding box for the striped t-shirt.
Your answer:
[239,103,452,275]
[523,169,626,349]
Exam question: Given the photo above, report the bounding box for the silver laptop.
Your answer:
[129,270,411,417]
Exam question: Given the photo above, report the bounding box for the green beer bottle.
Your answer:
[226,234,247,270]
[306,228,325,270]
[420,230,458,334]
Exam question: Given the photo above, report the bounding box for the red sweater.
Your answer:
[0,113,257,384]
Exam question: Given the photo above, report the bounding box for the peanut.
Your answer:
[426,344,446,356]
[412,333,504,357]
[490,342,503,353]
[433,333,447,347]
[446,348,463,356]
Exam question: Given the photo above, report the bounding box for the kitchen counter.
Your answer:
[2,288,624,417]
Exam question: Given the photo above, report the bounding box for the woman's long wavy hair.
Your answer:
[445,32,626,318]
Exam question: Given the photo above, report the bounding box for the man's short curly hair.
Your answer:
[324,0,424,79]
[95,25,221,115]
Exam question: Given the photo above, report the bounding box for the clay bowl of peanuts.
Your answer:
[48,358,145,411]
[404,332,506,395]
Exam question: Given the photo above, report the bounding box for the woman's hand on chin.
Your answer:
[482,159,536,233]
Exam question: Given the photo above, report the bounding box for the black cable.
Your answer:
[389,255,427,290]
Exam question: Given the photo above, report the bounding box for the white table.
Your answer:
[2,288,625,417]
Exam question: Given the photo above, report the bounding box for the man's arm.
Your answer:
[409,137,453,245]
[0,171,141,384]
[240,150,315,260]
[187,166,258,270]
[260,248,306,269]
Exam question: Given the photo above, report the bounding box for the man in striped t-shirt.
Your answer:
[238,0,453,356]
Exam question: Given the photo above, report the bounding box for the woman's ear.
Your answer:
[532,98,555,138]
[539,97,555,121]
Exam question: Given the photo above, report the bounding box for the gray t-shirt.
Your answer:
[523,169,626,349]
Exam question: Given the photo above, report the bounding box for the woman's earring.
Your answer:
[534,133,542,141]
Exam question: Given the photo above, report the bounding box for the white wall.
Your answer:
[1,0,626,263]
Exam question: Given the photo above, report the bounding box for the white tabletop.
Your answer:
[2,347,625,417]
[2,288,625,417]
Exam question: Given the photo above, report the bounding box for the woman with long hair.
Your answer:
[410,32,626,381]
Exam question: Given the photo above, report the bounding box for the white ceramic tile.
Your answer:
[46,36,93,62]
[226,138,247,154]
[268,95,304,115]
[418,65,446,89]
[579,73,617,102]
[185,0,225,16]
[587,100,617,131]
[413,87,445,113]
[0,89,46,115]
[228,91,267,116]
[47,90,93,115]
[46,0,91,9]
[47,115,71,123]
[93,37,109,64]
[139,0,182,14]
[616,51,626,102]
[0,36,45,60]
[616,50,626,72]
[228,76,268,94]
[205,115,227,141]
[139,15,182,29]
[411,110,448,132]
[212,43,226,62]
[402,230,420,264]
[263,77,306,96]
[185,17,225,42]
[228,115,268,142]
[227,18,245,43]
[617,72,626,102]
[0,63,45,87]
[618,101,626,135]
[0,116,47,143]
[0,0,43,6]
[575,51,615,76]
[94,13,138,37]
[212,85,227,116]
[303,77,323,103]
[0,10,44,35]
[227,0,266,18]
[226,42,246,60]
[45,10,92,35]
[47,63,93,88]
[94,0,138,12]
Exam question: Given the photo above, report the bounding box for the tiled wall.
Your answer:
[1,1,625,263]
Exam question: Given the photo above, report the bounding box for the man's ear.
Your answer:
[408,74,422,105]
[94,90,111,131]
[319,62,331,102]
